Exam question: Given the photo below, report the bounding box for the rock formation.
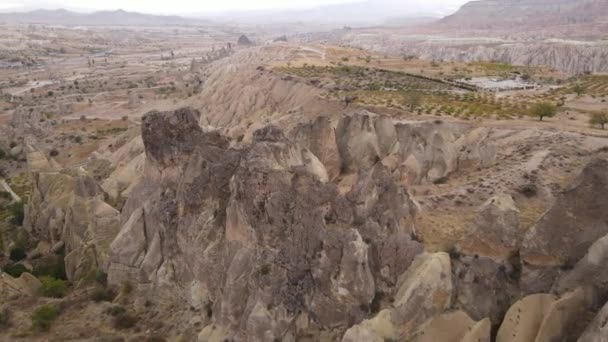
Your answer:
[106,107,427,340]
[237,34,254,46]
[496,288,592,342]
[330,112,495,185]
[24,149,120,282]
[579,300,608,342]
[440,0,608,29]
[521,158,608,294]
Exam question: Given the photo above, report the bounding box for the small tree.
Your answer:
[403,91,422,110]
[573,83,585,97]
[39,276,67,298]
[530,102,557,121]
[590,111,608,129]
[31,304,60,331]
[343,95,358,108]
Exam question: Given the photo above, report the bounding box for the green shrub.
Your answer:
[91,286,114,302]
[31,304,59,331]
[9,246,26,262]
[95,270,108,287]
[529,102,557,121]
[0,308,10,327]
[0,148,5,160]
[104,305,126,317]
[112,311,137,330]
[121,281,133,296]
[39,276,68,298]
[4,263,28,277]
[32,255,66,280]
[8,201,24,226]
[0,191,11,200]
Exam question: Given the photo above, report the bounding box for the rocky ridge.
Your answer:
[8,103,608,340]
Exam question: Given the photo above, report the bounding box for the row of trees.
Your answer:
[345,90,607,129]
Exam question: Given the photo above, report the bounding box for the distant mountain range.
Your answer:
[439,0,608,29]
[0,9,210,26]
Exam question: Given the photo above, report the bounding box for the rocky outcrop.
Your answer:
[0,272,41,299]
[333,112,495,185]
[338,32,608,74]
[342,252,452,341]
[291,116,341,181]
[457,194,520,260]
[579,300,608,342]
[108,107,423,340]
[412,311,491,342]
[24,150,120,282]
[496,288,592,342]
[451,255,519,325]
[9,106,53,138]
[237,35,254,46]
[521,158,608,294]
[440,0,608,29]
[554,231,608,297]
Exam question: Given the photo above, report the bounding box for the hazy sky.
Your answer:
[1,0,469,15]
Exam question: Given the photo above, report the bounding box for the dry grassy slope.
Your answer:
[415,125,608,252]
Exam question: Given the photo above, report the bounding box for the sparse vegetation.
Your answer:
[3,263,28,277]
[32,255,67,280]
[590,111,608,129]
[91,286,115,302]
[530,102,557,121]
[31,304,60,331]
[121,281,133,296]
[403,91,422,110]
[8,201,24,226]
[39,276,68,298]
[112,311,138,330]
[573,83,585,96]
[105,305,127,317]
[9,246,26,262]
[0,308,10,327]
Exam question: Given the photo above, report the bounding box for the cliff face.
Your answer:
[105,108,497,340]
[397,41,608,74]
[440,0,608,29]
[337,31,608,74]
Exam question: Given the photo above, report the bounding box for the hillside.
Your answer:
[439,0,608,29]
[0,9,209,26]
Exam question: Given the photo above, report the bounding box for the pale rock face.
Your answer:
[457,194,520,260]
[521,159,608,294]
[342,309,394,342]
[0,272,41,299]
[554,232,608,297]
[392,252,453,338]
[108,107,423,339]
[451,255,519,324]
[342,252,452,341]
[9,106,54,138]
[24,151,120,282]
[292,112,483,188]
[496,288,592,342]
[579,300,608,342]
[291,116,340,181]
[412,311,491,342]
[101,150,145,200]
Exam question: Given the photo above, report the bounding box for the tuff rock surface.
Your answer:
[108,107,425,339]
[24,149,121,282]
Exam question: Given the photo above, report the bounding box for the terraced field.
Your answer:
[275,65,534,120]
[274,65,453,92]
[565,75,608,96]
